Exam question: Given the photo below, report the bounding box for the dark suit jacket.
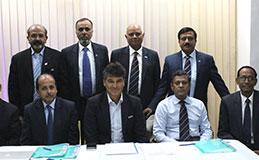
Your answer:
[20,97,79,145]
[0,99,21,146]
[8,47,61,116]
[59,42,109,117]
[218,91,259,150]
[111,46,161,109]
[84,92,148,144]
[149,51,229,110]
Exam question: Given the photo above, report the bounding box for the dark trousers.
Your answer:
[77,97,88,144]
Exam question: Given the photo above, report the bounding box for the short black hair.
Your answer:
[103,62,126,80]
[237,66,257,78]
[36,73,56,90]
[178,27,197,40]
[75,18,93,29]
[171,70,191,83]
[27,24,48,37]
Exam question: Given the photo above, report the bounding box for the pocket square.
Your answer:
[128,115,134,119]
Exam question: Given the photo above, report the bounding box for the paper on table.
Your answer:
[104,143,138,155]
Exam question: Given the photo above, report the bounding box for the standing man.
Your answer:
[84,62,148,144]
[8,24,61,117]
[153,70,212,142]
[111,24,160,117]
[59,18,109,143]
[0,83,21,146]
[20,74,79,145]
[148,27,229,112]
[218,66,259,150]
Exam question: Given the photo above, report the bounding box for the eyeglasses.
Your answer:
[127,32,142,37]
[238,76,256,82]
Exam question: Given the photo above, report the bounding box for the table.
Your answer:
[0,140,258,160]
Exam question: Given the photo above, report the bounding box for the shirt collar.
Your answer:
[129,45,142,56]
[240,91,254,105]
[107,93,123,105]
[78,41,93,53]
[172,95,191,105]
[31,47,45,56]
[181,49,196,59]
[42,98,56,110]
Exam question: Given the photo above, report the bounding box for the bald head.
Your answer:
[125,24,144,51]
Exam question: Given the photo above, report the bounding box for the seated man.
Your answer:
[84,62,148,144]
[0,83,21,146]
[20,74,79,145]
[218,66,259,150]
[153,70,212,142]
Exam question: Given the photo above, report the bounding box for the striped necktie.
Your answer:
[128,52,139,96]
[33,53,42,100]
[179,100,191,141]
[184,56,191,77]
[82,47,92,97]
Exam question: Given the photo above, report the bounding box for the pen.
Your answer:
[179,143,195,146]
[43,147,52,151]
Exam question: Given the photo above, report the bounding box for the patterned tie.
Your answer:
[128,52,139,96]
[33,53,42,100]
[243,99,251,144]
[82,47,92,97]
[179,100,191,141]
[184,56,191,77]
[47,105,54,145]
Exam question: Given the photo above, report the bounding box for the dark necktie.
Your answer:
[128,52,139,96]
[179,100,191,141]
[184,56,191,77]
[243,99,251,144]
[47,105,54,145]
[82,47,92,97]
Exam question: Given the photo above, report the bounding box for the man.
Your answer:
[218,66,259,150]
[84,62,148,144]
[111,24,160,117]
[20,74,79,145]
[153,70,212,142]
[8,24,61,117]
[0,83,21,146]
[59,18,109,143]
[148,27,229,112]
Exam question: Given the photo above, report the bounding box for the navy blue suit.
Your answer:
[111,46,160,109]
[218,91,259,150]
[84,92,148,144]
[149,51,229,111]
[20,97,79,145]
[8,47,61,116]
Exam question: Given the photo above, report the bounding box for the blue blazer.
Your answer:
[149,51,229,110]
[111,46,161,109]
[218,90,259,150]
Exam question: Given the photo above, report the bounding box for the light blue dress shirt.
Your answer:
[153,95,212,142]
[42,98,56,125]
[181,50,197,97]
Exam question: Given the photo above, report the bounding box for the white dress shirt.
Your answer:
[240,92,254,144]
[153,95,212,142]
[78,42,96,96]
[127,46,143,95]
[107,93,124,143]
[181,50,197,97]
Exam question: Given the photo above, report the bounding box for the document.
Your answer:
[195,139,236,153]
[104,143,138,155]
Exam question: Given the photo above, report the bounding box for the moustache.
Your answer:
[184,43,190,46]
[32,40,42,46]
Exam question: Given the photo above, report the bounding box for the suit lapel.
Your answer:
[234,92,243,135]
[35,100,48,142]
[141,47,148,84]
[24,49,34,87]
[176,51,182,70]
[71,44,80,75]
[101,94,112,138]
[92,43,101,86]
[121,94,129,137]
[253,91,259,134]
[195,50,201,85]
[42,47,53,73]
[53,98,62,142]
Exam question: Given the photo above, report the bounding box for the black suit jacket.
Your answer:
[111,46,160,109]
[149,51,229,110]
[0,99,21,146]
[218,91,259,150]
[20,97,79,145]
[8,47,61,116]
[59,42,109,116]
[84,92,148,144]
